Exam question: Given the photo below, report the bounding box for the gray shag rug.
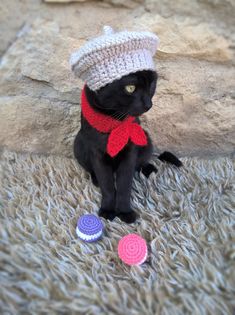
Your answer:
[0,150,235,315]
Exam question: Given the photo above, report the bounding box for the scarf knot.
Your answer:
[81,86,147,157]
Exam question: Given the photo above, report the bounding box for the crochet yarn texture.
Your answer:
[70,25,159,91]
[118,234,148,266]
[76,214,103,242]
[81,86,148,157]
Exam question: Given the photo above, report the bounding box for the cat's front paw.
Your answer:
[91,172,99,187]
[116,211,139,224]
[98,208,116,221]
[141,163,158,178]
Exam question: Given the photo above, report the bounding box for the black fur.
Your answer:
[74,70,182,223]
[158,151,183,167]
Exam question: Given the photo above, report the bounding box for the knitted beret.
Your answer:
[70,25,159,91]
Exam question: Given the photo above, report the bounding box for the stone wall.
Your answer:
[0,0,234,157]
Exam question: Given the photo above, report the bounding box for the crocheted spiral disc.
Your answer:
[76,214,103,242]
[118,234,148,266]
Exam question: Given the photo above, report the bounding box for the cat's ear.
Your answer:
[152,71,158,81]
[150,78,157,92]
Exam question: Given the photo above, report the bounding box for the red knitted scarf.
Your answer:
[81,86,147,157]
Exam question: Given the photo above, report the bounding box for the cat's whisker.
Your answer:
[112,112,126,121]
[92,103,127,120]
[111,112,124,120]
[93,101,117,111]
[112,109,130,121]
[112,112,125,120]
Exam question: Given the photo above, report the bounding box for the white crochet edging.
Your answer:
[76,227,102,242]
[70,25,159,91]
[136,251,148,265]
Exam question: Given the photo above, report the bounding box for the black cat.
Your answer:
[74,70,182,223]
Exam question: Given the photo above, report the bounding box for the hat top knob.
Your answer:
[103,25,114,35]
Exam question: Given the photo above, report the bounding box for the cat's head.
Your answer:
[86,70,157,120]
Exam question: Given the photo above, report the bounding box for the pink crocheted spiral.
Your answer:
[118,234,148,266]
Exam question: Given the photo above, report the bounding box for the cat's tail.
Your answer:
[140,151,182,178]
[158,151,182,167]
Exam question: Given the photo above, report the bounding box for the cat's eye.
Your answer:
[125,85,136,94]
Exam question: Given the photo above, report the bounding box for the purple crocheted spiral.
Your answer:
[76,214,103,242]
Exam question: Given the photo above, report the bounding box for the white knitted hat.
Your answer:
[70,26,159,91]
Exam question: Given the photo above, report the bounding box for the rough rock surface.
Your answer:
[142,59,235,156]
[0,0,234,157]
[0,21,83,156]
[44,0,144,9]
[128,12,232,62]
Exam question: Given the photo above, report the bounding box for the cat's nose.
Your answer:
[144,101,152,111]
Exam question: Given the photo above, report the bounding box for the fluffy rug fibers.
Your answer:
[0,150,235,315]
